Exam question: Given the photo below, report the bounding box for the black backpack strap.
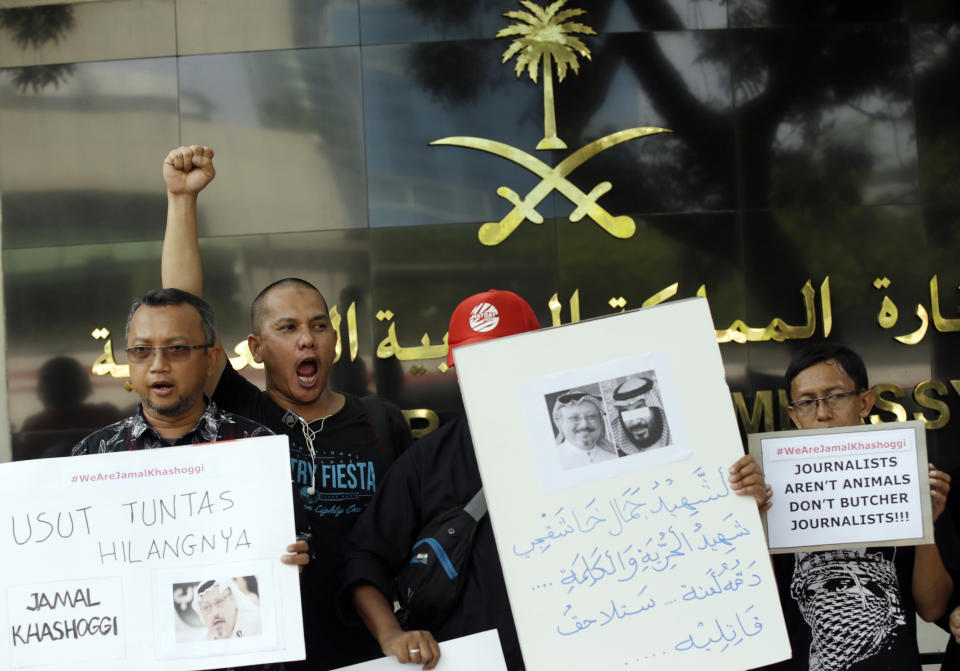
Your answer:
[464,488,486,522]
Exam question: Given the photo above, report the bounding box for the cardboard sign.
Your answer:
[748,421,932,553]
[454,298,790,671]
[0,436,304,670]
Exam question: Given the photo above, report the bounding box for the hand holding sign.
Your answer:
[928,463,951,522]
[728,455,773,514]
[1,436,304,671]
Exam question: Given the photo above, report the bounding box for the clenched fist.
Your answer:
[163,145,215,196]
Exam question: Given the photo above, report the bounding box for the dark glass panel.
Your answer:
[358,0,725,46]
[555,209,749,390]
[364,30,735,231]
[922,203,960,473]
[912,24,960,203]
[4,240,161,458]
[369,220,557,421]
[363,39,547,229]
[732,25,918,210]
[178,48,367,236]
[559,31,736,214]
[602,0,727,31]
[359,0,503,45]
[176,0,359,55]
[0,58,179,249]
[907,0,960,22]
[729,0,904,28]
[741,206,933,434]
[0,0,175,67]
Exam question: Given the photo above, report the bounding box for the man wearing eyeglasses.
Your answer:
[71,289,309,585]
[72,288,278,454]
[761,343,953,671]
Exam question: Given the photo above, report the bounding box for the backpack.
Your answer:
[395,489,487,631]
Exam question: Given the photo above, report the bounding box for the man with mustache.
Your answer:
[71,288,308,568]
[551,390,617,469]
[609,375,671,454]
[194,578,262,641]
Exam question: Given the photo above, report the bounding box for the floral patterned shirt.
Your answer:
[71,398,271,455]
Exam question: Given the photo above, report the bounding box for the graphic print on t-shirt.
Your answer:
[790,549,906,670]
[291,449,376,518]
[281,408,378,519]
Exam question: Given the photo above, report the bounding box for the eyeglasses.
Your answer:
[123,344,211,363]
[199,593,234,615]
[789,390,864,416]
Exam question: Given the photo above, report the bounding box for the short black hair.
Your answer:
[784,343,868,401]
[249,277,326,334]
[125,288,216,345]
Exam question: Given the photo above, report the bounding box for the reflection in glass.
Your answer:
[733,26,917,208]
[14,357,125,461]
[178,48,367,236]
[175,0,359,54]
[0,58,178,250]
[912,24,960,202]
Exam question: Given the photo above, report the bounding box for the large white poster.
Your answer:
[454,298,790,671]
[1,436,304,670]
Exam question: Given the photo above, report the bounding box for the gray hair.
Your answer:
[125,288,216,344]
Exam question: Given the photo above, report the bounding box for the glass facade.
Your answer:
[1,0,958,476]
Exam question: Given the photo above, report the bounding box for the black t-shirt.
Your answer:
[343,416,524,671]
[761,547,919,671]
[214,364,412,670]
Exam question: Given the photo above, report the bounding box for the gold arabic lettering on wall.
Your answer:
[873,275,960,345]
[87,276,960,436]
[90,274,960,383]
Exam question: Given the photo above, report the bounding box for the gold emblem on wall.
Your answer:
[430,0,671,246]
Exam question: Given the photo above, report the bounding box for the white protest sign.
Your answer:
[454,298,790,671]
[0,435,304,670]
[331,629,507,671]
[748,421,932,553]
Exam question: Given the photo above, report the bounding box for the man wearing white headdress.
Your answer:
[193,577,262,640]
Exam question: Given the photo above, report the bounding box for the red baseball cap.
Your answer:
[447,289,541,367]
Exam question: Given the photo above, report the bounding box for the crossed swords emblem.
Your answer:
[431,126,671,246]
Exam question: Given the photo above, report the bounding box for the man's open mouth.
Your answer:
[297,359,318,386]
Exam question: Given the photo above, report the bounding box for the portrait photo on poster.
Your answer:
[521,352,691,493]
[173,576,263,643]
[154,558,281,660]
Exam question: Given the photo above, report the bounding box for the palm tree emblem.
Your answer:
[497,0,595,150]
[430,1,670,245]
